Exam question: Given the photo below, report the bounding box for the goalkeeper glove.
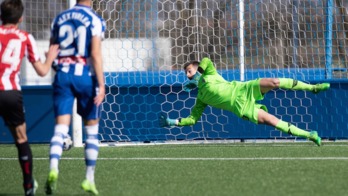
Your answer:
[183,72,201,92]
[183,81,197,92]
[159,113,178,127]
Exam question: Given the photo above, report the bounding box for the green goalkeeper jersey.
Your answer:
[179,57,246,126]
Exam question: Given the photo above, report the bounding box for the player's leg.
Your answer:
[49,115,71,171]
[81,119,100,195]
[74,75,101,195]
[278,78,330,93]
[46,72,75,194]
[259,78,329,94]
[258,78,280,94]
[45,115,70,195]
[9,124,38,196]
[257,109,321,146]
[1,91,37,196]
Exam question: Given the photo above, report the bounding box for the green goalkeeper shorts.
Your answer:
[234,78,268,124]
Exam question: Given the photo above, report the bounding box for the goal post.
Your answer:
[72,99,83,147]
[238,0,245,82]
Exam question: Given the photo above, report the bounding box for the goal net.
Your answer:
[94,0,348,143]
[15,0,348,144]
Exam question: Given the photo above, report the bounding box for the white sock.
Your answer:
[49,124,69,171]
[84,124,99,183]
[86,166,95,183]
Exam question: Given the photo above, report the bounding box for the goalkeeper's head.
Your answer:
[183,61,202,92]
[184,60,202,80]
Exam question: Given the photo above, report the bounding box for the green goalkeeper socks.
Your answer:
[275,120,310,138]
[278,78,313,91]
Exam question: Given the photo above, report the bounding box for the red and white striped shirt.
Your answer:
[0,26,40,91]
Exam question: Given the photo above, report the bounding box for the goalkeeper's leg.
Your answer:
[45,124,69,194]
[278,78,330,93]
[257,109,321,146]
[259,78,330,94]
[81,123,99,195]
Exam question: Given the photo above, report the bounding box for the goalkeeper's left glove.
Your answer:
[183,72,201,92]
[159,113,178,127]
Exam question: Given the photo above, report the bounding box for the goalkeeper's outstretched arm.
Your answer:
[159,99,207,127]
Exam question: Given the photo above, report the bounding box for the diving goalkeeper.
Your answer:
[159,57,330,146]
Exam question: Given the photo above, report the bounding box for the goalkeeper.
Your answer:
[159,57,330,146]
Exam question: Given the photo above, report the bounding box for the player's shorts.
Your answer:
[0,90,25,126]
[53,67,101,120]
[234,79,268,124]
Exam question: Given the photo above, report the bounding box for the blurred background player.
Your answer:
[159,57,330,146]
[45,0,105,195]
[0,0,59,195]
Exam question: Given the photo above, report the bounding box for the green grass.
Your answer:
[1,142,348,196]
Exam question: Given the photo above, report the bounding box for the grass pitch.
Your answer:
[0,142,348,196]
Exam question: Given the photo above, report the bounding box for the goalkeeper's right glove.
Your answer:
[183,80,198,92]
[159,113,178,127]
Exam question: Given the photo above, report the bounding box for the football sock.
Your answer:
[85,124,99,183]
[86,166,96,183]
[275,120,310,138]
[278,78,313,91]
[16,142,33,187]
[49,124,69,171]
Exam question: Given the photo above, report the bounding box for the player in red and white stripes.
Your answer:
[0,0,59,195]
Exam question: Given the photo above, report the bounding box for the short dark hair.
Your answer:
[0,0,24,25]
[183,60,200,71]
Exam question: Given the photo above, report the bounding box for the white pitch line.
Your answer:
[1,157,348,161]
[102,157,348,160]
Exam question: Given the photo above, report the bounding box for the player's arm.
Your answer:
[178,98,207,126]
[31,45,59,76]
[91,35,105,106]
[198,57,217,75]
[27,34,59,76]
[159,98,207,127]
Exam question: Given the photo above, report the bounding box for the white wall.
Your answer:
[102,38,172,72]
[20,38,172,85]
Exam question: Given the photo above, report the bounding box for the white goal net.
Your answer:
[12,0,348,144]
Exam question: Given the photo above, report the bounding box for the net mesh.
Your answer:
[93,0,347,142]
[9,0,348,142]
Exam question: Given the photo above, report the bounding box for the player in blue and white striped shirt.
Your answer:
[45,0,106,195]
